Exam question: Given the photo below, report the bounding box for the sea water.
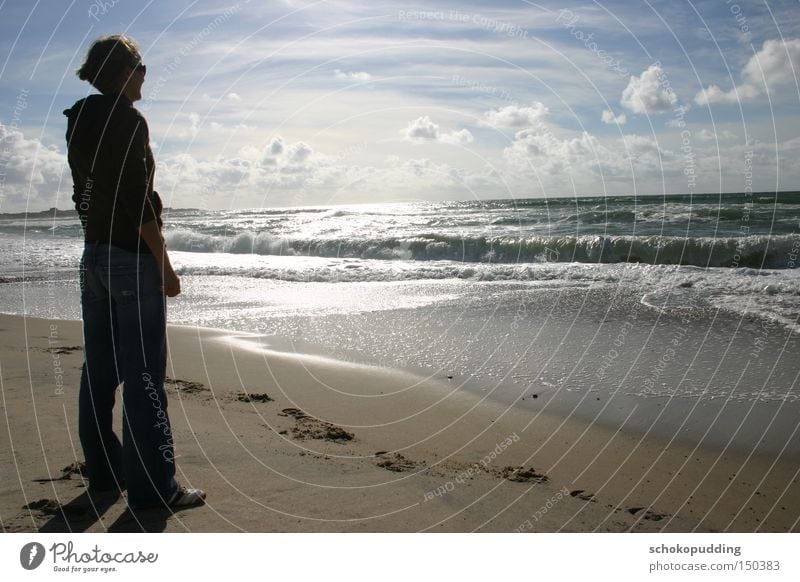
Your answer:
[2,193,799,454]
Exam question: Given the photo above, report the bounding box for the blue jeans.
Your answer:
[79,242,177,507]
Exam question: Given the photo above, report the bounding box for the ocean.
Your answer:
[2,192,799,455]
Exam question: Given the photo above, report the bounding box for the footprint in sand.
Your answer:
[279,408,354,442]
[61,462,86,477]
[570,489,597,502]
[46,346,83,355]
[500,466,549,484]
[375,452,419,472]
[280,407,308,419]
[628,507,667,521]
[236,392,274,403]
[23,499,88,519]
[167,378,209,395]
[24,499,64,515]
[33,462,87,483]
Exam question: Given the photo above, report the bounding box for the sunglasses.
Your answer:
[133,63,146,75]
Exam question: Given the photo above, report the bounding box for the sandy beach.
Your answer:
[1,313,797,533]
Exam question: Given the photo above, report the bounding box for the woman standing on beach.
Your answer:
[64,35,205,509]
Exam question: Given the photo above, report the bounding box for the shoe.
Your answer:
[168,486,206,508]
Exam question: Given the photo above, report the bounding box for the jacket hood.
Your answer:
[63,93,130,120]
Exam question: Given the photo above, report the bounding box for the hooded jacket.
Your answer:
[64,93,162,252]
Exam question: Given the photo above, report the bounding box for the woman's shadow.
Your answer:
[36,488,171,533]
[33,462,169,532]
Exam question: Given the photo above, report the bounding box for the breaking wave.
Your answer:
[166,229,800,269]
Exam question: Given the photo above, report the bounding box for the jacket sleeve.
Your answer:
[114,111,159,228]
[151,190,164,228]
[64,116,81,210]
[64,110,93,218]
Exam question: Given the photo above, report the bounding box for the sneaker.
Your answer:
[168,486,206,508]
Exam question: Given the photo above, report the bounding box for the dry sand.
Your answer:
[1,314,798,532]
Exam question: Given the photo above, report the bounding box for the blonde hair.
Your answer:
[77,35,142,94]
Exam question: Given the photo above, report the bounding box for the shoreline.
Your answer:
[164,283,800,460]
[5,190,799,217]
[1,314,798,532]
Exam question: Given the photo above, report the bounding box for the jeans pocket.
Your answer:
[101,262,147,303]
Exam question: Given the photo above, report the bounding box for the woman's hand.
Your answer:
[162,263,181,297]
[138,220,181,297]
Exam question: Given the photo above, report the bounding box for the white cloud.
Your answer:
[439,128,474,145]
[267,136,284,156]
[181,116,251,138]
[743,39,800,89]
[154,144,487,208]
[480,103,548,128]
[621,64,677,114]
[0,122,69,211]
[499,124,800,196]
[286,142,313,165]
[504,128,604,175]
[334,69,372,81]
[503,125,683,184]
[179,112,201,139]
[404,116,440,141]
[694,83,759,105]
[402,116,473,145]
[695,38,800,105]
[237,145,263,161]
[664,106,692,127]
[6,2,800,210]
[696,128,738,141]
[601,109,627,125]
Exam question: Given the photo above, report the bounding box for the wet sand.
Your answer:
[1,314,798,532]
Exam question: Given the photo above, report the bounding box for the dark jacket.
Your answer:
[64,93,162,252]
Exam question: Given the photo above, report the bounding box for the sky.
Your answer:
[0,0,799,212]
